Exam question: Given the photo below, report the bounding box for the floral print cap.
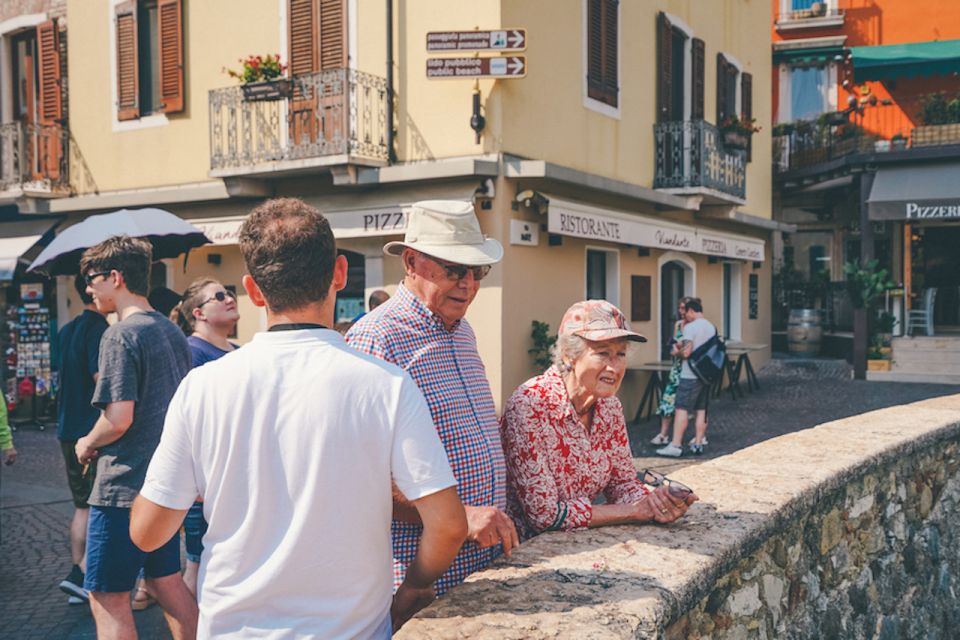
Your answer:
[559,300,647,343]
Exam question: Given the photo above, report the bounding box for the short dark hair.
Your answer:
[73,273,93,305]
[79,235,152,297]
[239,198,337,312]
[686,298,703,313]
[368,289,389,310]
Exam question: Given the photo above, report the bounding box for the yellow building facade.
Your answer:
[0,0,776,414]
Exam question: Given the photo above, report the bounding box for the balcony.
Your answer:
[653,120,747,204]
[0,122,69,199]
[209,69,389,178]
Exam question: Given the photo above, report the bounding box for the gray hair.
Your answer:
[551,333,588,371]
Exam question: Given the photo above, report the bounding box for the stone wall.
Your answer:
[396,394,960,639]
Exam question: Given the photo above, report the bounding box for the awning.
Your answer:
[546,197,765,261]
[773,45,845,66]
[188,205,412,246]
[0,219,61,281]
[867,163,960,221]
[851,39,960,83]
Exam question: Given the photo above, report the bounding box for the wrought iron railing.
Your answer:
[773,129,877,173]
[653,120,747,200]
[0,122,70,193]
[209,68,389,172]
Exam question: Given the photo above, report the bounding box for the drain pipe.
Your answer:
[386,0,396,163]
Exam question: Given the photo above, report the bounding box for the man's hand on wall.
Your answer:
[464,505,520,556]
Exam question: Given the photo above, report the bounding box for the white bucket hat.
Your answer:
[383,200,504,266]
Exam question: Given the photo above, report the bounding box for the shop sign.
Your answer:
[547,201,765,261]
[904,202,960,220]
[426,56,526,79]
[509,219,539,246]
[426,29,526,52]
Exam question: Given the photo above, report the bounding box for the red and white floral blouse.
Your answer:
[500,366,650,539]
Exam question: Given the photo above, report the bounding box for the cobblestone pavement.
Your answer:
[2,357,958,639]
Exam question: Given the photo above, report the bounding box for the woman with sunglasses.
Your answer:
[500,300,697,540]
[170,278,240,598]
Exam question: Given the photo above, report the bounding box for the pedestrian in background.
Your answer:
[0,396,14,465]
[170,277,240,597]
[656,298,716,457]
[76,236,197,639]
[55,274,108,605]
[650,296,693,447]
[347,200,518,596]
[132,198,466,637]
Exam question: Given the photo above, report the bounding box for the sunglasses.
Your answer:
[198,290,236,307]
[641,469,693,500]
[84,270,113,286]
[421,253,492,282]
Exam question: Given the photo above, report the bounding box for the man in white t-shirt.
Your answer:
[130,198,468,638]
[656,298,716,458]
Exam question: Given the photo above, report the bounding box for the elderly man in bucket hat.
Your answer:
[347,200,518,597]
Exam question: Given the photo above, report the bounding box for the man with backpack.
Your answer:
[656,298,716,457]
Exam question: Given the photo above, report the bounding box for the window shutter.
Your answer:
[601,0,618,107]
[656,12,672,122]
[36,19,62,124]
[741,72,753,121]
[158,0,184,114]
[319,0,346,70]
[692,38,705,121]
[716,53,729,125]
[289,0,319,76]
[115,1,139,121]
[587,0,603,102]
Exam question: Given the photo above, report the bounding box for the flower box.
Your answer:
[241,78,294,102]
[867,359,891,372]
[723,131,749,150]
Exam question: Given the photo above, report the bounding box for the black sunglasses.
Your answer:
[421,253,492,282]
[84,270,113,286]
[641,469,693,500]
[198,290,236,307]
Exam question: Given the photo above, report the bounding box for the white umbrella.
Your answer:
[28,208,210,276]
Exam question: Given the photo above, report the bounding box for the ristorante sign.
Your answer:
[548,201,764,261]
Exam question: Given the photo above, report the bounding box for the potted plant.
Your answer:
[867,346,891,371]
[720,115,761,151]
[845,259,895,379]
[891,132,908,150]
[875,311,897,346]
[224,54,292,101]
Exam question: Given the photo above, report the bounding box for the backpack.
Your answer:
[688,330,727,385]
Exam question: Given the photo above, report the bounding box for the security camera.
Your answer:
[515,190,549,212]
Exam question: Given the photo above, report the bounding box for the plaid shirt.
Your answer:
[345,284,507,595]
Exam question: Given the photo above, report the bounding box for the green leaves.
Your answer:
[843,259,894,309]
[529,320,557,371]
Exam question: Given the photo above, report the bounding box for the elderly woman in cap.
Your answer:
[500,300,697,539]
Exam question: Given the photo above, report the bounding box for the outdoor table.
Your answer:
[727,343,767,393]
[630,361,674,422]
[712,350,743,400]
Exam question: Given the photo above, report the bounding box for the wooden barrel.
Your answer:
[787,309,822,357]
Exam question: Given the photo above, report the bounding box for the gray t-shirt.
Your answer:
[680,317,717,380]
[89,310,191,508]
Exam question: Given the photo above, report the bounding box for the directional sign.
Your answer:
[426,56,526,79]
[427,29,526,53]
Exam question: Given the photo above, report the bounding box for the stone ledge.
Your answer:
[396,394,960,639]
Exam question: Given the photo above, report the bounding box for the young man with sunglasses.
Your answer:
[347,200,518,596]
[76,236,197,639]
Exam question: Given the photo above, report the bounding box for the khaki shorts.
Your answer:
[60,440,96,509]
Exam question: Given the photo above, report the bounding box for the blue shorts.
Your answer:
[85,505,182,593]
[183,501,208,563]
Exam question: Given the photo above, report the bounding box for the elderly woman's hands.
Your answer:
[633,486,698,524]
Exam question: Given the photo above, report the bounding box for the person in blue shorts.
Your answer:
[170,277,240,596]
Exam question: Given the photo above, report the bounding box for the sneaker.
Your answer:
[689,443,706,455]
[688,437,709,447]
[655,443,683,458]
[67,596,85,606]
[59,565,88,601]
[650,433,671,445]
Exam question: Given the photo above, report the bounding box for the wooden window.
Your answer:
[741,71,753,160]
[115,0,183,121]
[289,0,345,75]
[37,19,62,125]
[587,0,618,108]
[656,12,672,122]
[691,38,705,121]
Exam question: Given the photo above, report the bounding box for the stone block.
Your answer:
[820,509,844,555]
[727,582,761,617]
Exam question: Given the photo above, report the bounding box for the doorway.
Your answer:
[660,258,693,358]
[909,225,960,330]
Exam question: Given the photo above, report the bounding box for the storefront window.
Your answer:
[586,248,619,306]
[335,249,365,323]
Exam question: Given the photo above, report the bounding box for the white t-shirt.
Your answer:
[680,317,717,380]
[140,329,456,640]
